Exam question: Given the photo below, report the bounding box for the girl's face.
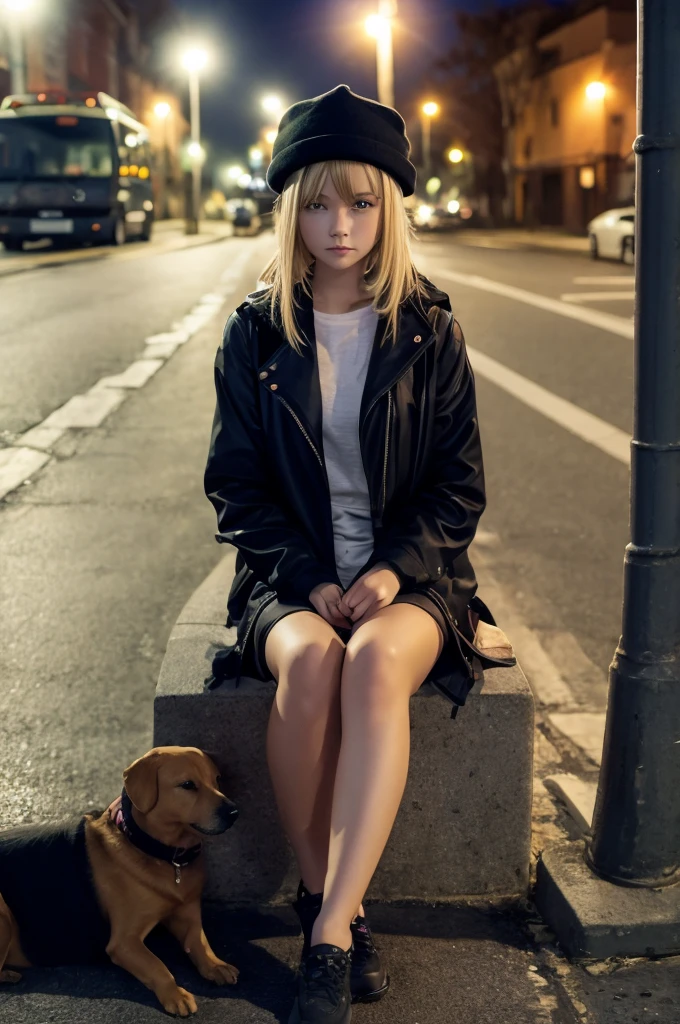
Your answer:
[298,165,382,273]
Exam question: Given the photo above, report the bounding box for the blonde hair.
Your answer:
[258,160,428,354]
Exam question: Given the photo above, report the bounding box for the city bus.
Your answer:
[0,91,154,251]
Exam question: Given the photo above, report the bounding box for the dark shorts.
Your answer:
[249,592,450,681]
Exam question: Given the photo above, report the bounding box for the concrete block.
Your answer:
[154,554,535,906]
[535,839,680,959]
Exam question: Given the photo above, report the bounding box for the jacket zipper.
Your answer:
[379,389,393,523]
[271,392,331,495]
[234,591,278,684]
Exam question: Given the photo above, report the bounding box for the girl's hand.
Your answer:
[309,582,353,628]
[337,564,401,625]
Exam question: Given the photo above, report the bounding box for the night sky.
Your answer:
[167,0,481,173]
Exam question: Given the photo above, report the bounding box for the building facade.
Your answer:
[495,4,636,232]
[0,0,188,216]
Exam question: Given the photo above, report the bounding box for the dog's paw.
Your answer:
[200,959,239,985]
[0,969,23,984]
[160,985,198,1016]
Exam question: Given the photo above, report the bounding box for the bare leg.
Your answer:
[265,611,346,895]
[310,604,444,950]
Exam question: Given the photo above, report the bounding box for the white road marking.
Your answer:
[560,291,635,303]
[572,276,634,285]
[546,712,607,766]
[434,266,634,339]
[145,330,190,346]
[468,346,630,465]
[143,341,181,360]
[0,447,51,501]
[1,238,272,501]
[18,425,66,451]
[40,387,126,429]
[94,359,164,390]
[543,773,598,833]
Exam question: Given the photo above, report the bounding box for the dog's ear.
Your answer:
[123,751,161,814]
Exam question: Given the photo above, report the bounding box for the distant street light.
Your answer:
[420,100,440,181]
[585,80,606,100]
[261,95,283,117]
[448,147,464,164]
[365,1,397,107]
[249,146,264,169]
[264,129,277,145]
[154,102,171,219]
[181,47,208,235]
[226,165,245,181]
[2,0,34,94]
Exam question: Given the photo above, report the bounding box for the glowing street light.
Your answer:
[261,95,283,117]
[154,101,171,120]
[265,129,277,145]
[420,100,440,179]
[226,165,245,180]
[448,147,464,164]
[585,80,606,100]
[188,141,205,161]
[365,2,396,107]
[181,46,208,234]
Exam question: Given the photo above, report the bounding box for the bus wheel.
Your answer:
[3,238,23,251]
[111,216,127,246]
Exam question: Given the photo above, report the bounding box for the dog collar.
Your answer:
[109,787,202,885]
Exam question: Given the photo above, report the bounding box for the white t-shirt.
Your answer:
[314,303,379,589]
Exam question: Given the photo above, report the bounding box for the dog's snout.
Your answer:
[218,799,239,830]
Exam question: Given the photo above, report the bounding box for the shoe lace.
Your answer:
[350,919,376,966]
[304,952,348,1004]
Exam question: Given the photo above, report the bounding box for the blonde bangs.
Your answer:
[259,160,428,354]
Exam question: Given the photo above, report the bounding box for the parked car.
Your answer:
[587,206,635,265]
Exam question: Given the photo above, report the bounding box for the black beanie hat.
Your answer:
[266,84,417,197]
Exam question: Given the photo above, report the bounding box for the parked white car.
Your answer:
[587,206,635,264]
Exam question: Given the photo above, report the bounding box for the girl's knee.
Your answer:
[342,634,403,711]
[274,625,345,720]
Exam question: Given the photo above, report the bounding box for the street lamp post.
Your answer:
[181,48,208,236]
[2,0,33,94]
[583,0,680,890]
[365,1,396,108]
[420,101,439,182]
[154,101,171,220]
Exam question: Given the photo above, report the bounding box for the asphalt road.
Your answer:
[0,228,654,1024]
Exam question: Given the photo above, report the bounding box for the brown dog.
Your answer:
[0,746,239,1016]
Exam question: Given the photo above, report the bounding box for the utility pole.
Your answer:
[5,3,29,94]
[584,0,680,889]
[376,0,396,108]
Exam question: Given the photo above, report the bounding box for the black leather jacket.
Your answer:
[204,273,490,697]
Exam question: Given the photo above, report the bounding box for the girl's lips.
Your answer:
[328,247,353,252]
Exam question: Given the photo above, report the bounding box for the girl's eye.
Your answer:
[355,200,373,210]
[307,202,324,210]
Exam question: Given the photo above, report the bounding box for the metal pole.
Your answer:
[421,114,431,182]
[376,0,395,108]
[187,69,201,235]
[159,116,168,220]
[7,17,27,95]
[583,0,680,888]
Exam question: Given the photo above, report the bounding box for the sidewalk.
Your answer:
[451,227,590,255]
[0,217,236,278]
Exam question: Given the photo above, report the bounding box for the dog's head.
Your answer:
[122,746,238,836]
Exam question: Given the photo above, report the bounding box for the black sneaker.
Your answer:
[349,915,389,1003]
[288,943,352,1024]
[292,881,389,1004]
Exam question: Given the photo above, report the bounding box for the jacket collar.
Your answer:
[245,273,451,448]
